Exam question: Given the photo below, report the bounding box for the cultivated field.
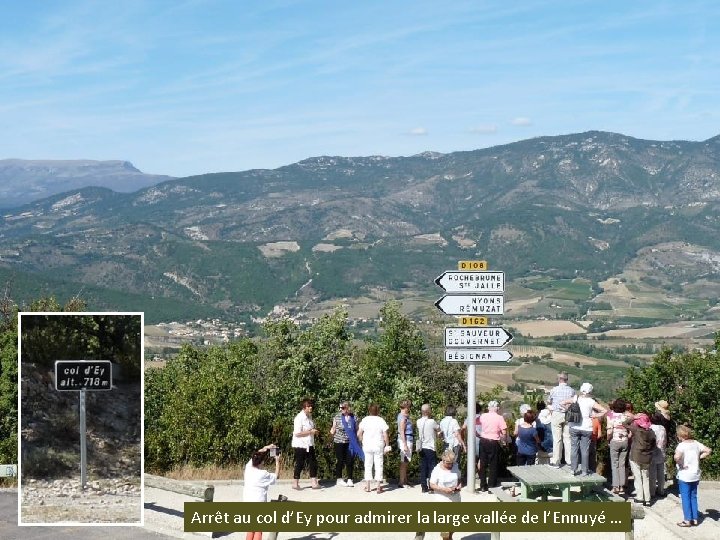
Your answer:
[511,319,586,337]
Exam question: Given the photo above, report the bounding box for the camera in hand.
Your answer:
[269,447,280,457]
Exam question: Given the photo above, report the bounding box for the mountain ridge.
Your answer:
[0,159,173,208]
[1,130,720,323]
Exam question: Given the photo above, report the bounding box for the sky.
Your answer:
[1,0,719,178]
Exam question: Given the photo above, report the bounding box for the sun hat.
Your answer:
[580,382,593,394]
[655,400,671,420]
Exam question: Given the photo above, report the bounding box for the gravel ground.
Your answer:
[20,477,141,524]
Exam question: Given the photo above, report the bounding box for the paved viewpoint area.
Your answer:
[3,482,720,539]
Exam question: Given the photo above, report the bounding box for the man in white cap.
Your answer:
[547,371,575,467]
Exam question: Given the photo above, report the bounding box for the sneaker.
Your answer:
[336,479,347,487]
[346,479,354,487]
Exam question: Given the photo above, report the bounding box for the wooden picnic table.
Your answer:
[506,464,607,502]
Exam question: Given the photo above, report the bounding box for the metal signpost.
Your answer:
[54,360,113,489]
[434,262,513,493]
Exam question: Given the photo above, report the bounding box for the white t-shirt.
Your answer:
[292,410,315,449]
[429,463,461,502]
[675,440,710,483]
[439,416,461,446]
[359,415,389,452]
[417,417,439,450]
[573,395,597,432]
[242,460,277,502]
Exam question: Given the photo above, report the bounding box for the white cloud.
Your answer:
[469,125,497,134]
[407,127,428,136]
[512,117,532,126]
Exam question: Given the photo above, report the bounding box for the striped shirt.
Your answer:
[332,412,351,444]
[548,383,575,413]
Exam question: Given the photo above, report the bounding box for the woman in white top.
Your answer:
[243,444,281,540]
[429,450,462,540]
[562,382,606,476]
[358,403,390,493]
[291,398,320,490]
[674,425,712,527]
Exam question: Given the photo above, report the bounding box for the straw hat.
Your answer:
[655,400,671,420]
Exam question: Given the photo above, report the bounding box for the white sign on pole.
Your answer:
[444,326,513,348]
[444,349,513,363]
[435,294,504,315]
[435,271,505,293]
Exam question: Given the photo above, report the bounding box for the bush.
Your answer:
[619,334,720,479]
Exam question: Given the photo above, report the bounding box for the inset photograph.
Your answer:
[19,312,143,525]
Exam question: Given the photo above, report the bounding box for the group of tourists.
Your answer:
[540,371,713,528]
[242,385,713,535]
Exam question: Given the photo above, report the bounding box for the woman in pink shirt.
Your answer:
[477,401,507,492]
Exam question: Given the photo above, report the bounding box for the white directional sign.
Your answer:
[445,349,513,363]
[444,326,513,348]
[435,294,504,315]
[435,271,505,293]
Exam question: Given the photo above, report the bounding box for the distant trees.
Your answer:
[2,295,95,467]
[0,295,18,466]
[21,311,141,381]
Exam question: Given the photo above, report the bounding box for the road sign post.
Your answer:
[54,360,113,489]
[434,261,512,494]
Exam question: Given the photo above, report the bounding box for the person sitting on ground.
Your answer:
[429,449,462,540]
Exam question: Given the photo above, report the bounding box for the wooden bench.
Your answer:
[144,473,214,502]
